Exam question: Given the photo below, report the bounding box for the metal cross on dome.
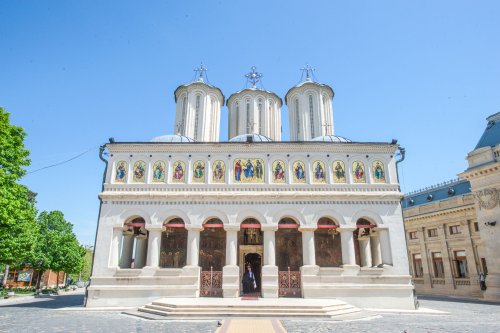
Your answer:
[194,63,208,82]
[245,66,263,88]
[301,64,315,82]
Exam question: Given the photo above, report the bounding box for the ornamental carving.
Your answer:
[475,188,499,210]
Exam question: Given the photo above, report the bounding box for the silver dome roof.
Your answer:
[229,133,273,143]
[150,134,196,143]
[311,135,352,143]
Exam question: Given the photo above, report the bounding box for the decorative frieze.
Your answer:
[475,188,499,210]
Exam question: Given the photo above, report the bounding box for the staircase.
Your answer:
[133,298,363,318]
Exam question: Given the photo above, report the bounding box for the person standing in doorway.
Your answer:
[242,265,256,294]
[479,272,487,291]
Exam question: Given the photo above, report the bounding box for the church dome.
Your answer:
[311,135,352,143]
[229,133,273,143]
[150,134,196,143]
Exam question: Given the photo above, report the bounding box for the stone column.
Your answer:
[359,238,372,268]
[145,226,164,268]
[300,228,316,266]
[109,227,123,267]
[186,226,203,266]
[461,220,480,290]
[223,225,240,298]
[134,235,148,268]
[437,225,455,287]
[261,225,278,298]
[370,232,382,267]
[378,228,393,266]
[340,227,357,266]
[119,232,134,268]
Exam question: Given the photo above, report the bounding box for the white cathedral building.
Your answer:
[87,66,415,310]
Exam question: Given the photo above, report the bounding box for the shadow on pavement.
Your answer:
[418,294,500,306]
[0,294,85,309]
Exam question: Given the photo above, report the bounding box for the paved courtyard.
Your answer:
[0,291,498,333]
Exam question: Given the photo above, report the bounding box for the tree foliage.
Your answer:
[29,211,86,281]
[0,107,37,266]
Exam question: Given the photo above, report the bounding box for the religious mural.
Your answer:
[352,161,366,183]
[312,160,326,183]
[133,161,146,182]
[292,161,306,183]
[160,224,187,268]
[199,225,226,271]
[272,160,286,183]
[152,161,166,182]
[333,160,346,183]
[172,161,186,183]
[115,161,127,183]
[276,227,303,270]
[233,158,265,183]
[372,160,385,183]
[212,160,226,183]
[315,229,342,267]
[192,160,205,183]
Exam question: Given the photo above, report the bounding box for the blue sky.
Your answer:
[1,1,498,245]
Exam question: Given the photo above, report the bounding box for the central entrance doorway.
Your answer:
[239,218,263,297]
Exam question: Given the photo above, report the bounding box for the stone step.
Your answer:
[143,304,356,314]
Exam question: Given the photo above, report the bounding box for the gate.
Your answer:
[200,267,223,297]
[278,267,301,297]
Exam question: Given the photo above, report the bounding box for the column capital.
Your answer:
[338,227,356,232]
[145,225,165,232]
[262,225,278,232]
[224,225,240,232]
[185,225,204,232]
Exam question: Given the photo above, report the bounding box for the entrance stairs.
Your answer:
[133,297,363,319]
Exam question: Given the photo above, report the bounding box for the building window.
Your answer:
[454,250,468,278]
[449,225,461,235]
[194,95,201,138]
[180,96,187,135]
[474,222,479,232]
[409,231,418,240]
[295,98,300,135]
[432,252,444,278]
[235,102,239,134]
[427,228,438,237]
[258,99,263,133]
[309,94,315,137]
[413,254,423,278]
[246,100,251,132]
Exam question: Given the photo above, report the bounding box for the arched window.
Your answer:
[294,98,300,137]
[315,218,341,267]
[246,100,251,132]
[235,102,240,134]
[258,99,263,133]
[120,217,148,269]
[309,94,315,137]
[180,96,187,135]
[194,94,201,138]
[160,218,187,268]
[354,218,381,268]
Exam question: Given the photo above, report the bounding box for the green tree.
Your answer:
[29,211,85,291]
[0,108,37,278]
[69,246,93,283]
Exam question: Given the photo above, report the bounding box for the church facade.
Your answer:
[87,66,415,309]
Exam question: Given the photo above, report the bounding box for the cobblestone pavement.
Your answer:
[0,292,498,333]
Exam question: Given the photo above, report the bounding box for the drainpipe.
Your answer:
[84,139,111,306]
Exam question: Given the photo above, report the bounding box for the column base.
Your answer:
[222,265,240,298]
[261,265,278,298]
[341,264,360,275]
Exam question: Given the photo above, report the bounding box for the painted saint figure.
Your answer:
[244,159,254,178]
[194,161,204,180]
[213,161,224,181]
[354,162,364,180]
[255,160,263,179]
[174,162,184,180]
[373,161,385,181]
[116,161,126,181]
[274,161,284,180]
[334,161,345,181]
[234,160,242,181]
[153,162,164,181]
[295,162,305,180]
[314,162,325,181]
[134,162,145,181]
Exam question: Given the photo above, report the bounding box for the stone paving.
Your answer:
[0,291,499,333]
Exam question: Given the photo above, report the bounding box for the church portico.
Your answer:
[88,66,414,309]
